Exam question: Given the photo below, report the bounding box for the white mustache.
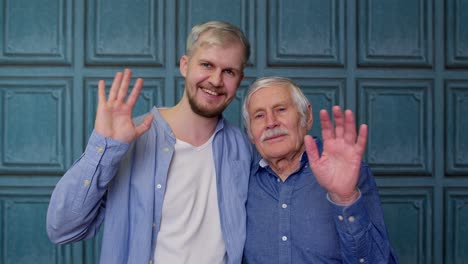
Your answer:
[260,128,289,142]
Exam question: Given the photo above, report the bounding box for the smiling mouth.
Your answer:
[202,88,220,96]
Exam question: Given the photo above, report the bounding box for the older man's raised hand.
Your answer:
[304,106,368,206]
[94,69,154,143]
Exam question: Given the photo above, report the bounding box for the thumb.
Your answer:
[304,135,320,166]
[135,114,154,138]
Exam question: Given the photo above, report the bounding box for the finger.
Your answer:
[108,71,123,101]
[356,124,368,156]
[135,114,154,138]
[304,135,320,166]
[126,78,144,107]
[333,106,344,138]
[343,109,357,144]
[98,80,107,105]
[117,69,132,101]
[320,109,334,140]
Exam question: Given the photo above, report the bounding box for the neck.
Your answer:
[268,149,305,181]
[159,99,220,146]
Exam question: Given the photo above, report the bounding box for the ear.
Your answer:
[179,55,189,77]
[306,104,313,130]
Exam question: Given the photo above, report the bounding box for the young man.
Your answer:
[47,21,251,264]
[242,77,398,263]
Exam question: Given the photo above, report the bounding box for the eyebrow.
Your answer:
[196,56,243,72]
[250,101,289,113]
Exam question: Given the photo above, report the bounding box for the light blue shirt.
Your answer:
[47,107,252,264]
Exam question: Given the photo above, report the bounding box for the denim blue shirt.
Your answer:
[47,107,252,264]
[244,138,398,264]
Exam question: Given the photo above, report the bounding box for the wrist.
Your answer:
[328,189,360,206]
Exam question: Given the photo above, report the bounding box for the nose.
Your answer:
[265,112,279,129]
[209,70,223,87]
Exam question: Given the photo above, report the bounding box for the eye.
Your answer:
[254,113,264,119]
[223,69,234,76]
[201,62,211,68]
[277,107,287,112]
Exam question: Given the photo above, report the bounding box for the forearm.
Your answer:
[330,196,398,263]
[46,131,129,244]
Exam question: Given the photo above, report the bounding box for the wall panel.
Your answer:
[446,0,468,67]
[267,0,344,66]
[445,188,468,264]
[0,179,72,264]
[0,79,71,174]
[380,188,432,264]
[0,0,72,65]
[446,80,468,175]
[358,79,433,175]
[85,0,164,65]
[358,0,432,67]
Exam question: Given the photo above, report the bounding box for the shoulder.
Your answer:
[220,120,249,141]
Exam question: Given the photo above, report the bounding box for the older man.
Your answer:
[242,77,398,263]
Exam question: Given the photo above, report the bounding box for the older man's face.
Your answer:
[248,85,311,162]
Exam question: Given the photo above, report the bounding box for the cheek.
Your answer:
[295,129,308,145]
[224,76,242,88]
[250,127,263,144]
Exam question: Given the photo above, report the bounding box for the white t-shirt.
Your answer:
[154,135,227,264]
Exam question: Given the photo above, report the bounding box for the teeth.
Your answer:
[202,88,219,96]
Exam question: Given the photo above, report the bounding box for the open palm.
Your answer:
[94,69,153,143]
[305,106,368,205]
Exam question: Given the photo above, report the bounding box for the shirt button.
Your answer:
[163,147,169,153]
[84,179,90,186]
[348,216,355,222]
[281,236,288,241]
[156,184,162,189]
[338,215,344,221]
[359,258,365,263]
[276,178,281,182]
[152,223,156,228]
[97,147,103,153]
[281,203,288,209]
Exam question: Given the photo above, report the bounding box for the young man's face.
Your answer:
[180,35,245,118]
[248,85,312,162]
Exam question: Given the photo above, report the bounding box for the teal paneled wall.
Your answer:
[1,0,467,263]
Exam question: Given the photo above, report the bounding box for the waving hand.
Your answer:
[94,69,153,143]
[304,106,368,205]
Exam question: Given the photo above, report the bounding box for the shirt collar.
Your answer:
[257,151,309,174]
[150,107,226,138]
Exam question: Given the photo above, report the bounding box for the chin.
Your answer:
[189,102,227,118]
[263,150,289,159]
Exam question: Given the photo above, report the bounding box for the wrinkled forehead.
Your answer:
[248,85,293,110]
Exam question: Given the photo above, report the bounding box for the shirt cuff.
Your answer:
[328,190,371,236]
[84,130,130,166]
